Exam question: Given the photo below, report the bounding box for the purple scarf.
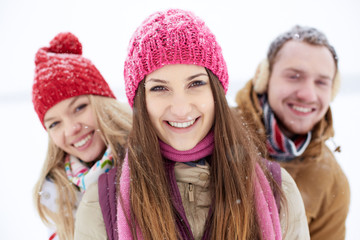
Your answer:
[116,132,281,239]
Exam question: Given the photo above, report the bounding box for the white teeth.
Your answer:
[292,105,312,113]
[74,133,92,148]
[168,119,195,128]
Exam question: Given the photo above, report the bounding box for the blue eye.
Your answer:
[75,104,87,112]
[190,80,206,87]
[150,86,167,92]
[289,74,300,80]
[48,121,59,129]
[316,80,330,87]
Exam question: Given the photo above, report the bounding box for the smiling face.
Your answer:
[268,40,336,137]
[145,64,215,151]
[44,95,106,162]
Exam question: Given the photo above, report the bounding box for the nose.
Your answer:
[296,80,317,102]
[64,121,82,137]
[170,92,192,118]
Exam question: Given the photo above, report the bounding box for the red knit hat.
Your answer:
[124,9,229,107]
[32,32,115,128]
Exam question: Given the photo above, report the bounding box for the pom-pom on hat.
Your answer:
[124,9,229,107]
[32,32,115,128]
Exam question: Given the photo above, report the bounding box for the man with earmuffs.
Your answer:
[234,25,350,240]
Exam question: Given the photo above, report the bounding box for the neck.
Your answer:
[159,131,214,162]
[276,118,308,140]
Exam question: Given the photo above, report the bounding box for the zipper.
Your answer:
[188,183,194,202]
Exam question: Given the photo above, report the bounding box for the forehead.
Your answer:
[44,95,88,119]
[145,64,207,81]
[277,41,334,63]
[274,40,336,74]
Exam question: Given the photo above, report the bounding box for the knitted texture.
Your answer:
[64,148,114,192]
[32,32,115,128]
[124,9,228,106]
[159,131,214,162]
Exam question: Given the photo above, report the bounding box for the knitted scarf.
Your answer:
[116,132,281,239]
[260,94,311,162]
[64,148,113,192]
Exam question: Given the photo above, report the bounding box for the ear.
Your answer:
[252,59,270,94]
[331,71,341,101]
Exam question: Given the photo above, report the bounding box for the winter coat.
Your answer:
[40,178,82,240]
[74,160,309,239]
[234,80,350,240]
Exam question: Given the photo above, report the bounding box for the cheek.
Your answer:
[84,110,98,128]
[268,79,289,96]
[320,92,331,112]
[49,132,63,148]
[198,95,215,120]
[145,98,163,126]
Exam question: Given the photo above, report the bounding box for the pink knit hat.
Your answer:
[32,32,115,128]
[124,9,229,107]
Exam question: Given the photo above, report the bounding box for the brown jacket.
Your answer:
[235,80,350,240]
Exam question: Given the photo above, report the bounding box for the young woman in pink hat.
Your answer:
[32,32,132,240]
[75,9,309,240]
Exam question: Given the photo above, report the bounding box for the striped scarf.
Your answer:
[260,94,311,162]
[64,148,113,192]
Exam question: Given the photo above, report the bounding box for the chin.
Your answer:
[172,142,197,151]
[288,126,313,136]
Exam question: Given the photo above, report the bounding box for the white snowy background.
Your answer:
[0,0,359,239]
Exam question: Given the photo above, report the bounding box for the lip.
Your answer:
[288,103,316,116]
[164,117,199,133]
[71,131,94,151]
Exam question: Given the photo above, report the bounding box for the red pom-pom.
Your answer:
[48,32,82,55]
[34,48,49,65]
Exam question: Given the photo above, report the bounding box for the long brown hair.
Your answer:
[33,95,132,240]
[126,68,279,239]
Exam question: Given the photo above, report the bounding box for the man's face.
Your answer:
[267,40,335,137]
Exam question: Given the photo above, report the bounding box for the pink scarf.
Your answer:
[116,133,281,239]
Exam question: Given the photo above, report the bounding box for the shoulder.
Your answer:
[315,148,350,217]
[322,147,349,186]
[74,182,108,240]
[298,147,350,206]
[303,148,350,239]
[235,79,253,107]
[280,168,310,240]
[280,168,304,208]
[283,146,349,204]
[40,178,58,213]
[81,182,100,203]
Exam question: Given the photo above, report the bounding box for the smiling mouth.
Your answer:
[167,119,196,128]
[73,132,93,148]
[290,105,314,113]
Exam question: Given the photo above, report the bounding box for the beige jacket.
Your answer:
[75,163,309,239]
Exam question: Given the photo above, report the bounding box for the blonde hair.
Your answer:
[33,95,132,240]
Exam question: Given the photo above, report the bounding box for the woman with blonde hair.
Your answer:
[75,9,309,239]
[32,32,132,240]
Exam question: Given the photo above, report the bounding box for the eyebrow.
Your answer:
[43,96,81,123]
[68,96,81,107]
[146,73,208,83]
[187,73,208,81]
[285,68,332,80]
